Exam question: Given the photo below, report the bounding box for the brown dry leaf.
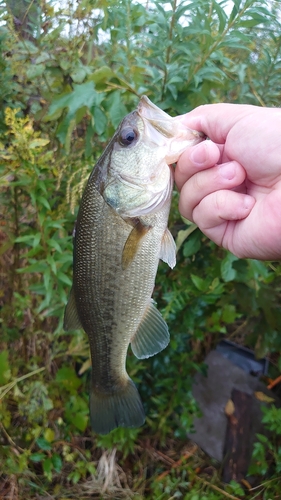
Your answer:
[225,399,235,416]
[254,391,275,403]
[241,478,252,490]
[78,358,92,375]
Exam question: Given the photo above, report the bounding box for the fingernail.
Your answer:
[190,144,207,165]
[243,195,255,210]
[219,163,236,180]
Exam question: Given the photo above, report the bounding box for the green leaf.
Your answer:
[26,64,45,79]
[65,395,89,431]
[239,18,267,28]
[221,304,237,323]
[47,238,62,253]
[47,82,97,120]
[176,223,197,252]
[56,117,76,149]
[43,457,53,479]
[14,235,34,244]
[37,196,51,210]
[66,411,88,432]
[0,351,11,385]
[36,437,52,451]
[35,52,50,64]
[29,138,50,149]
[191,274,208,292]
[221,252,238,282]
[46,82,102,144]
[89,65,115,84]
[212,1,227,33]
[32,233,41,248]
[92,106,107,135]
[55,366,81,392]
[44,428,55,443]
[69,470,81,484]
[52,453,62,473]
[47,255,57,275]
[257,433,269,444]
[183,230,201,257]
[106,91,128,128]
[30,452,46,462]
[57,272,72,286]
[70,67,87,83]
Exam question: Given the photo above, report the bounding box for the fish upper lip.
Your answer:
[138,95,206,143]
[137,96,174,137]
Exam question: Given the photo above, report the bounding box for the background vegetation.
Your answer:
[0,0,281,498]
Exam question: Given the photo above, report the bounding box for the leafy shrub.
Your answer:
[1,1,281,498]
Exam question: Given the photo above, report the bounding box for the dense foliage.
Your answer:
[0,0,281,498]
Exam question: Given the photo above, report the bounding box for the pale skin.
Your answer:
[175,103,281,260]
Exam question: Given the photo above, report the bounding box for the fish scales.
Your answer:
[64,96,204,434]
[75,182,167,387]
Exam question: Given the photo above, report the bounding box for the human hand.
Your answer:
[175,104,281,260]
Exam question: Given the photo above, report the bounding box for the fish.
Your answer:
[64,96,204,434]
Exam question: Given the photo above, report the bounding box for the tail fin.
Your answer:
[90,379,145,434]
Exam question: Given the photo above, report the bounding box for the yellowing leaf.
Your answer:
[225,399,235,416]
[78,358,92,375]
[44,428,55,443]
[29,139,50,149]
[254,391,275,403]
[0,351,11,385]
[241,479,252,490]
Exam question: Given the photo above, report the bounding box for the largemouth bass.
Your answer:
[64,96,204,434]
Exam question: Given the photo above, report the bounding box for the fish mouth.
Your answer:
[138,96,176,139]
[137,95,205,160]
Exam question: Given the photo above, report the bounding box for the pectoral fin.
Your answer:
[131,301,170,359]
[63,287,83,331]
[122,221,151,270]
[159,228,176,269]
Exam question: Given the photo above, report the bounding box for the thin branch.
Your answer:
[186,0,257,87]
[0,367,46,400]
[195,476,241,500]
[161,0,178,100]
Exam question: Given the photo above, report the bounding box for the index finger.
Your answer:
[175,140,221,190]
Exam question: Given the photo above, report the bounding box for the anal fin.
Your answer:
[131,301,170,359]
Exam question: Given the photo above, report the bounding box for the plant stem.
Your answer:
[0,366,46,400]
[186,0,257,87]
[195,476,240,500]
[12,183,22,295]
[161,0,178,100]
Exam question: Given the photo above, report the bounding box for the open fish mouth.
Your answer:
[137,95,205,162]
[138,96,176,139]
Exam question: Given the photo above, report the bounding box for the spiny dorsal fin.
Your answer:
[122,220,151,270]
[130,301,170,359]
[63,287,83,331]
[159,228,176,269]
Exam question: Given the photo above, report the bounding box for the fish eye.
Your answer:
[119,127,138,147]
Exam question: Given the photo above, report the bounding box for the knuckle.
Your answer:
[214,190,228,212]
[192,171,206,192]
